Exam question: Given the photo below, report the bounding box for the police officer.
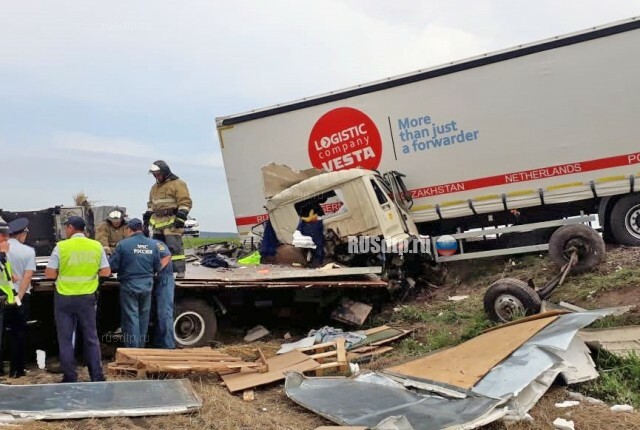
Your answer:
[5,218,36,378]
[95,209,127,255]
[0,217,17,377]
[109,218,168,348]
[45,216,110,383]
[144,160,192,279]
[0,217,15,304]
[153,239,175,348]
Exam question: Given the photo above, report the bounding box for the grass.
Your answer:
[589,314,640,329]
[393,296,495,356]
[580,351,640,408]
[182,236,239,249]
[398,330,456,356]
[551,267,640,302]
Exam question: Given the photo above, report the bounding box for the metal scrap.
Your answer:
[0,379,201,423]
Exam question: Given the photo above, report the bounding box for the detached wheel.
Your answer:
[484,278,541,322]
[548,224,605,274]
[609,193,640,246]
[174,298,218,347]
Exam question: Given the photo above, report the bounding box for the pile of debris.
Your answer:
[4,304,638,428]
[221,324,413,400]
[283,308,636,430]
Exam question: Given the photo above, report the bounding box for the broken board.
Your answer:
[330,299,372,326]
[222,350,319,393]
[385,315,558,390]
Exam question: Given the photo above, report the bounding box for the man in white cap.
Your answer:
[95,209,127,255]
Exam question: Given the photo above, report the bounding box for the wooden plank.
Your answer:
[336,338,348,374]
[363,325,391,335]
[297,340,339,352]
[256,348,269,372]
[336,338,347,363]
[348,328,404,350]
[369,329,413,346]
[127,355,242,362]
[481,310,567,333]
[315,362,344,370]
[221,351,319,393]
[121,351,232,357]
[117,347,223,354]
[307,351,338,360]
[347,346,393,361]
[385,316,558,390]
[142,361,260,370]
[349,346,377,353]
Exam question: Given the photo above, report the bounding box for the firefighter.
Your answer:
[95,209,127,255]
[143,160,192,279]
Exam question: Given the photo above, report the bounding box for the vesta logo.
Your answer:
[308,107,382,171]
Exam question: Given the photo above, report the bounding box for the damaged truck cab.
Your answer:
[264,168,427,281]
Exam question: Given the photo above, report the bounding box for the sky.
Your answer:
[1,1,639,232]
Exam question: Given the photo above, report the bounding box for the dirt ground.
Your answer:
[3,245,640,429]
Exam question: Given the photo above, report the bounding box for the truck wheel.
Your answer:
[174,298,218,347]
[548,224,605,274]
[484,278,541,322]
[608,193,640,246]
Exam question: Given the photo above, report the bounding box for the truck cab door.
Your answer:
[382,171,413,211]
[369,177,412,243]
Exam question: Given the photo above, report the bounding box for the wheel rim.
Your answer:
[494,294,526,322]
[624,203,640,240]
[174,311,206,346]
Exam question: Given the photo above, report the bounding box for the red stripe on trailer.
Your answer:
[235,151,640,227]
[410,151,640,198]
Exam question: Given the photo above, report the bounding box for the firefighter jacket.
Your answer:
[95,221,127,254]
[147,178,192,232]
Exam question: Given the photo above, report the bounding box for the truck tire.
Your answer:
[484,278,541,322]
[548,224,605,274]
[608,193,640,246]
[173,298,218,347]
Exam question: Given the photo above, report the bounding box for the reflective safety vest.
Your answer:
[57,237,103,296]
[0,260,15,304]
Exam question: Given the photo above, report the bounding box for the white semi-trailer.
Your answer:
[217,17,640,259]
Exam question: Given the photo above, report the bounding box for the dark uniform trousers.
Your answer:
[54,292,104,382]
[152,233,185,273]
[4,294,30,376]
